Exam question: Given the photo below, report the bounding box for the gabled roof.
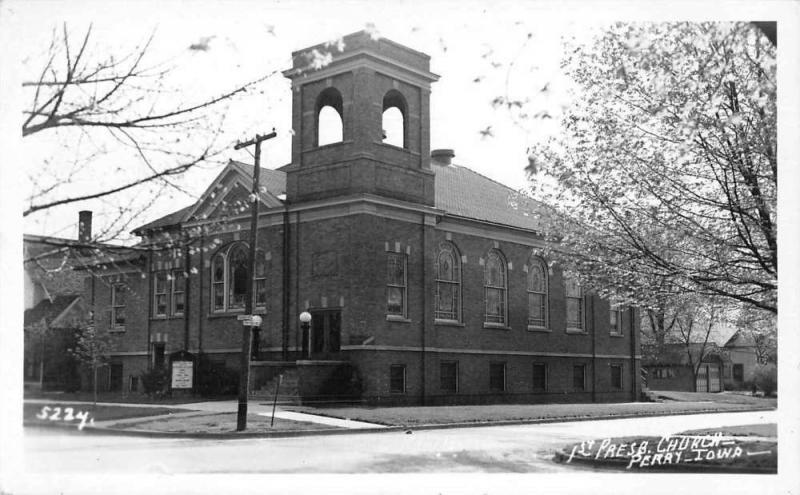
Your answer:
[24,294,82,328]
[132,205,194,234]
[230,160,287,200]
[724,330,756,348]
[133,160,287,235]
[433,162,548,232]
[132,160,549,235]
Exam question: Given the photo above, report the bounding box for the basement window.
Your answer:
[390,364,406,394]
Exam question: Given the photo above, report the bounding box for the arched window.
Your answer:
[527,256,548,329]
[382,90,406,148]
[210,243,267,312]
[212,253,225,311]
[255,257,267,308]
[609,304,624,336]
[435,242,461,322]
[565,274,584,332]
[316,88,343,146]
[228,244,249,310]
[484,250,507,326]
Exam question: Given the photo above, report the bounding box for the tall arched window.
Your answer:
[212,253,225,311]
[435,242,461,322]
[484,250,507,326]
[316,87,344,146]
[527,256,548,329]
[565,274,584,332]
[228,244,249,310]
[210,243,267,312]
[382,90,406,148]
[255,257,267,308]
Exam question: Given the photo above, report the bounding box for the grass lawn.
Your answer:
[288,400,772,426]
[24,402,189,424]
[653,390,777,407]
[24,390,224,405]
[680,423,777,438]
[114,413,340,434]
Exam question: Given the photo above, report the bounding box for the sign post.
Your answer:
[169,350,195,395]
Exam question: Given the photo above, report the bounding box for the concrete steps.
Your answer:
[250,368,300,404]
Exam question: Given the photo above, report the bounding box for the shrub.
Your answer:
[140,367,170,397]
[753,364,777,396]
[195,354,239,396]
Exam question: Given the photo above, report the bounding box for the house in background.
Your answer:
[24,232,88,310]
[80,31,642,405]
[642,343,727,393]
[721,331,763,390]
[22,213,93,390]
[23,294,84,391]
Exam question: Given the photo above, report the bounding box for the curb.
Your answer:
[24,405,776,440]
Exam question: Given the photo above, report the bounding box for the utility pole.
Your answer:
[234,129,277,432]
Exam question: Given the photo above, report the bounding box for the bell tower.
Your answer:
[282,31,439,206]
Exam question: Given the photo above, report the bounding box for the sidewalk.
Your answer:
[261,410,385,429]
[24,398,386,433]
[110,400,385,430]
[25,395,775,439]
[24,398,197,410]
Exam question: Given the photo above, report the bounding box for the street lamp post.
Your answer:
[299,311,312,359]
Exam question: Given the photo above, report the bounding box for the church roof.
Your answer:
[133,161,547,235]
[24,294,82,328]
[432,162,548,232]
[132,205,194,233]
[132,160,287,234]
[230,160,287,199]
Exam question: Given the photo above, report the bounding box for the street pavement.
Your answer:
[21,409,775,474]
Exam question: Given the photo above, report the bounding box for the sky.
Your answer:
[6,0,795,245]
[11,0,592,241]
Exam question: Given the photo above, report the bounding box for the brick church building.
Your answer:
[84,31,641,404]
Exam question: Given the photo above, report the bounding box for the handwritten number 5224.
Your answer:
[35,406,91,430]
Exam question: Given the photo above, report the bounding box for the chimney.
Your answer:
[431,149,455,166]
[78,210,92,243]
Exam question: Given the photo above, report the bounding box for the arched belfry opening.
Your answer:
[316,87,344,146]
[382,90,406,148]
[283,30,439,206]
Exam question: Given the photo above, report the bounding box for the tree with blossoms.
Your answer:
[525,22,776,326]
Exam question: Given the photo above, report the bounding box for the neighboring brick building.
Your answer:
[85,31,641,404]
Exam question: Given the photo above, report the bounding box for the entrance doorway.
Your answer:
[696,364,722,392]
[303,309,341,359]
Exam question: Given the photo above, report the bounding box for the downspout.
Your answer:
[146,249,153,370]
[198,229,204,355]
[295,211,301,359]
[420,214,427,405]
[183,233,191,351]
[282,206,290,361]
